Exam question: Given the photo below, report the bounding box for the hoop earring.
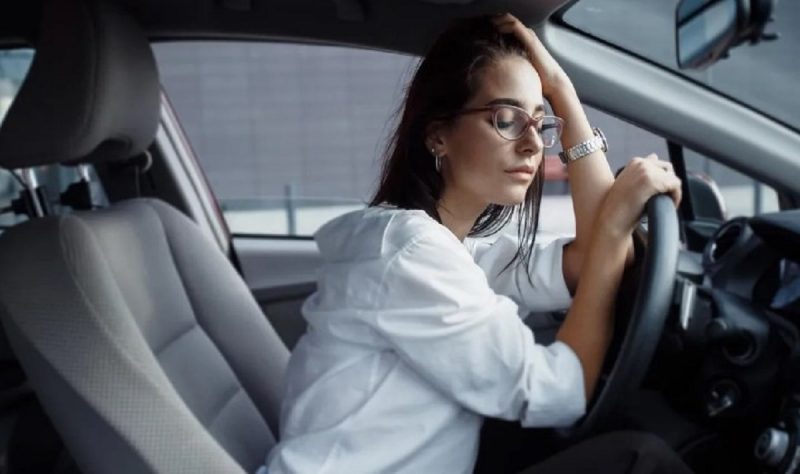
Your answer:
[431,147,441,173]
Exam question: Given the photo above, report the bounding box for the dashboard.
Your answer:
[667,210,800,471]
[703,212,800,307]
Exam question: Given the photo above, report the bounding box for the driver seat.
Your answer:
[0,0,289,473]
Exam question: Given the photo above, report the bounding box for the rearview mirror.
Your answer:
[675,0,778,70]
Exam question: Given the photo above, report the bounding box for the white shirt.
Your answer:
[264,206,585,474]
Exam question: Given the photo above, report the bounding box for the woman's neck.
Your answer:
[436,190,486,241]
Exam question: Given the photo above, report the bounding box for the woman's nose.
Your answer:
[516,124,544,155]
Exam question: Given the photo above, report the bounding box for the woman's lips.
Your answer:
[505,168,534,180]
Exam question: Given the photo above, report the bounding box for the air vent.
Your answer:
[707,220,744,264]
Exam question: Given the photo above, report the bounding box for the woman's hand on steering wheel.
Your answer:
[599,154,682,238]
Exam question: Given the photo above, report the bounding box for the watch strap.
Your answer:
[559,127,607,164]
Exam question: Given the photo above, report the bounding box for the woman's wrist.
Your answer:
[593,204,635,243]
[548,87,596,149]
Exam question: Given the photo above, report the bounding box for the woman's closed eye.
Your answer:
[496,119,516,130]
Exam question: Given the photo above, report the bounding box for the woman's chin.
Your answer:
[492,193,527,207]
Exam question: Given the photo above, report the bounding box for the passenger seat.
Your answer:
[0,0,289,472]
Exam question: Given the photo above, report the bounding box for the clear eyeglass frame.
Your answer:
[451,104,564,147]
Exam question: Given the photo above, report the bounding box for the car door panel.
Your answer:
[235,237,320,349]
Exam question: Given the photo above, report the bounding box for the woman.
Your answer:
[265,14,690,474]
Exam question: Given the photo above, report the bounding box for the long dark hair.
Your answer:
[370,15,546,276]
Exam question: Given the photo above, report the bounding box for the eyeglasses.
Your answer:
[450,105,564,147]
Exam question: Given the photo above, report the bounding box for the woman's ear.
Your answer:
[425,121,447,156]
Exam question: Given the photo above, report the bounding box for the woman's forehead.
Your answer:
[469,56,544,112]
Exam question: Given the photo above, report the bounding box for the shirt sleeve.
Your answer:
[467,233,574,313]
[370,231,586,428]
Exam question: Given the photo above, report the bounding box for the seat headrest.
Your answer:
[0,0,160,168]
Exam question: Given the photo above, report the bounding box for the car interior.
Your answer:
[0,0,798,473]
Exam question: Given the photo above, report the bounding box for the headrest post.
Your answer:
[19,168,39,189]
[77,164,91,182]
[133,151,153,197]
[60,165,96,211]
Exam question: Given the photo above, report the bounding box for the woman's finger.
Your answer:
[655,160,674,174]
[668,176,683,208]
[491,13,518,26]
[491,14,540,53]
[491,15,518,30]
[639,154,674,175]
[653,169,682,208]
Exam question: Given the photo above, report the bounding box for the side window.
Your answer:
[154,40,674,240]
[684,149,779,219]
[540,107,779,239]
[154,42,418,237]
[537,104,668,237]
[0,49,34,229]
[0,50,32,122]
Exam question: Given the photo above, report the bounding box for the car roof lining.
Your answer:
[0,0,570,55]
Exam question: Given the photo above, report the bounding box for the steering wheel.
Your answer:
[561,194,680,439]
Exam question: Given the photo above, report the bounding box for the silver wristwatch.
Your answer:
[558,127,608,165]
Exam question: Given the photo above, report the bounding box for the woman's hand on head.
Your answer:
[598,154,682,238]
[492,13,572,99]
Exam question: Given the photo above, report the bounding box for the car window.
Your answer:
[537,104,668,238]
[155,41,677,240]
[154,41,417,237]
[0,49,34,228]
[684,148,779,219]
[563,0,800,132]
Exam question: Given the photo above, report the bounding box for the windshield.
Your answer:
[563,0,800,132]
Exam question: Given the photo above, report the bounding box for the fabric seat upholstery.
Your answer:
[0,0,289,473]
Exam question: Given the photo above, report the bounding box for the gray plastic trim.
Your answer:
[541,23,800,194]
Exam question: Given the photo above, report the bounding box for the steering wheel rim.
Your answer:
[559,194,680,439]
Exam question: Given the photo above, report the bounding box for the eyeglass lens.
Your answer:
[493,108,561,147]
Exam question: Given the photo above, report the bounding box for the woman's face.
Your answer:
[433,55,546,209]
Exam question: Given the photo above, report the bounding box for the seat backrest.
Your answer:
[0,1,289,472]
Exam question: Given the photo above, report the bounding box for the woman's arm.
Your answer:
[557,156,682,400]
[376,229,587,427]
[556,222,627,399]
[550,87,628,293]
[492,15,634,293]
